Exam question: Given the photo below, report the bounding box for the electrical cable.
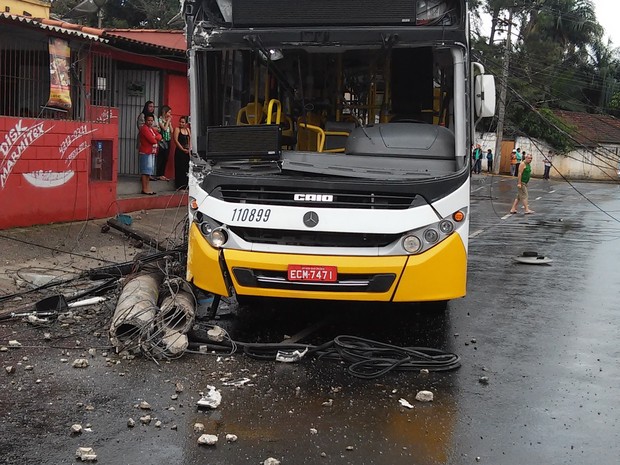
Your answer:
[187,328,460,379]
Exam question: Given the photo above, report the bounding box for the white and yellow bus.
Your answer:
[183,0,495,312]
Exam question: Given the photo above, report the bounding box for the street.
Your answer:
[1,174,619,465]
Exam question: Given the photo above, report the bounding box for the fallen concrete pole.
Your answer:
[109,272,163,352]
[106,218,167,251]
[157,290,196,334]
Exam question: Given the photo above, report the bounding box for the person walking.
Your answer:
[543,150,553,180]
[155,105,172,181]
[486,148,493,173]
[510,149,517,176]
[510,153,534,214]
[138,114,162,195]
[173,115,191,190]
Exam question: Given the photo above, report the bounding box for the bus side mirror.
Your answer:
[474,75,496,118]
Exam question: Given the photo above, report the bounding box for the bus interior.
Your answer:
[196,43,467,178]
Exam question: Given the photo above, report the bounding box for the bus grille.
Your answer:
[233,268,396,293]
[217,187,416,210]
[229,227,400,248]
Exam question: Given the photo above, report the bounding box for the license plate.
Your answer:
[287,265,337,282]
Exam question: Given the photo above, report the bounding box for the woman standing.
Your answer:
[173,116,191,189]
[138,114,162,195]
[156,105,172,181]
[137,101,155,129]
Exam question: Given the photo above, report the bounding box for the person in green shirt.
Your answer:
[509,153,534,214]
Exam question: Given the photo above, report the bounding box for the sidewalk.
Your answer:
[0,206,188,299]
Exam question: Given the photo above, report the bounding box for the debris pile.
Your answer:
[109,260,197,359]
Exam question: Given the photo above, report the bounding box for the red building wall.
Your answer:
[0,107,119,229]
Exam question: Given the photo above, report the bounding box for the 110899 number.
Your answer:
[231,208,271,223]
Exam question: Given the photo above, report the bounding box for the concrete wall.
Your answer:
[476,132,620,181]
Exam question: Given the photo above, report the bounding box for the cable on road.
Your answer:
[188,328,461,379]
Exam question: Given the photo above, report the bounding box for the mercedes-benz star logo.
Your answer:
[303,211,319,228]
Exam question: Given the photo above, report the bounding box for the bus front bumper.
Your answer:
[187,223,467,302]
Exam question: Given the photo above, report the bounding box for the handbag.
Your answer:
[158,139,169,151]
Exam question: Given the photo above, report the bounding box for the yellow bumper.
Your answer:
[187,223,467,302]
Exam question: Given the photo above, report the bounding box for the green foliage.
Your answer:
[515,107,575,153]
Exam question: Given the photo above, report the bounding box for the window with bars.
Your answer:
[0,27,113,122]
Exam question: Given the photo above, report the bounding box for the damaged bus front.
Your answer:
[183,0,495,309]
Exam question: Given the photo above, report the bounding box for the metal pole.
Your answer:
[493,8,513,174]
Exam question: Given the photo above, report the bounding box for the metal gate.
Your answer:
[116,69,161,175]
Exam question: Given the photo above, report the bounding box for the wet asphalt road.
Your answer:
[1,175,620,464]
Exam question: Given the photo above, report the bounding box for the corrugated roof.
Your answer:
[0,12,107,41]
[554,110,620,147]
[104,29,186,53]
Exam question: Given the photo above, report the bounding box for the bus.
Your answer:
[182,0,495,313]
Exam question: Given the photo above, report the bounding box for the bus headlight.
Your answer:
[403,235,422,253]
[423,228,439,244]
[209,228,229,248]
[439,220,454,234]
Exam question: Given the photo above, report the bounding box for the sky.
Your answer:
[593,0,620,47]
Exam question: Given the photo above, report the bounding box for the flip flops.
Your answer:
[509,210,517,214]
[524,210,535,214]
[141,191,156,195]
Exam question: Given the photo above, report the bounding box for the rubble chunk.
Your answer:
[5,366,15,374]
[72,359,89,368]
[193,423,205,433]
[197,434,218,446]
[263,458,281,465]
[398,398,414,409]
[71,424,83,435]
[225,433,238,443]
[8,340,22,348]
[415,390,434,402]
[139,401,151,410]
[196,386,221,409]
[75,447,97,462]
[140,415,152,425]
[127,418,135,428]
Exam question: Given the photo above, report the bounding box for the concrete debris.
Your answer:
[158,291,195,334]
[75,447,97,462]
[398,398,414,409]
[346,446,354,451]
[310,428,318,435]
[420,368,430,375]
[109,271,196,358]
[193,423,205,433]
[263,458,281,465]
[479,376,490,385]
[90,247,97,252]
[0,346,8,352]
[322,399,333,407]
[44,333,51,340]
[71,424,83,435]
[170,394,179,400]
[222,378,251,388]
[127,418,135,428]
[88,348,97,357]
[27,315,50,325]
[5,366,15,374]
[207,325,226,343]
[175,382,184,393]
[139,401,151,410]
[72,359,89,368]
[8,340,22,348]
[109,272,163,352]
[225,433,238,443]
[24,365,33,371]
[197,434,218,446]
[197,385,222,409]
[415,390,434,402]
[155,420,162,428]
[140,415,152,425]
